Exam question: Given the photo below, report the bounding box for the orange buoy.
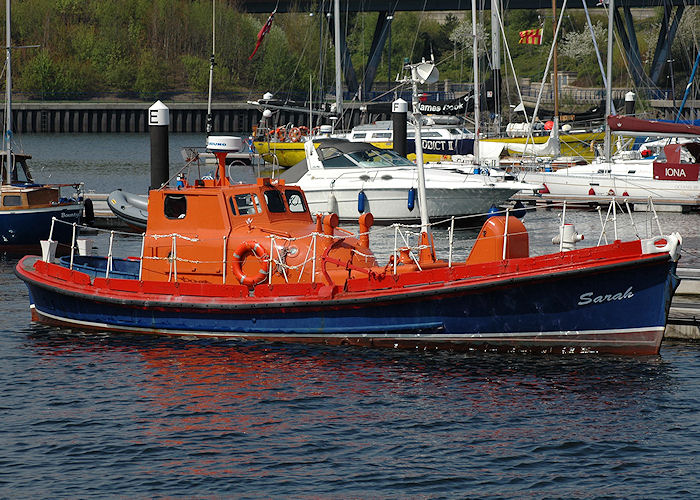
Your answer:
[232,241,270,286]
[276,127,286,141]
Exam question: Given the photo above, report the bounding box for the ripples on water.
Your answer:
[2,135,700,497]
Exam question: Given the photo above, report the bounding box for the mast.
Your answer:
[676,51,700,122]
[490,1,501,135]
[4,0,11,183]
[604,0,614,160]
[471,0,479,163]
[333,0,342,127]
[406,58,438,263]
[411,76,429,237]
[551,0,559,133]
[205,0,215,135]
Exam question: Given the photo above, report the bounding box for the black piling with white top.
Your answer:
[625,91,636,116]
[392,98,408,158]
[149,100,170,190]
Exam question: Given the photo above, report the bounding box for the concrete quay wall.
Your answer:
[5,102,344,134]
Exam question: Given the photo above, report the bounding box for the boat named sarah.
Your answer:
[15,139,683,355]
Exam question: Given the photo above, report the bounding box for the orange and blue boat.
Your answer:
[15,142,683,355]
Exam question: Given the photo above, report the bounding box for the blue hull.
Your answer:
[18,256,678,354]
[0,204,82,250]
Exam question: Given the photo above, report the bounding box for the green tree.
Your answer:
[16,49,62,99]
[134,50,167,98]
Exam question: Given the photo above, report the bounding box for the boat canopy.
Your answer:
[608,115,700,138]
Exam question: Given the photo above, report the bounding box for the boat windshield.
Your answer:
[346,149,415,168]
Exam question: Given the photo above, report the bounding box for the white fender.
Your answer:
[641,232,683,262]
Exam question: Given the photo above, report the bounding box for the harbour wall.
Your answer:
[5,99,693,133]
[5,102,367,134]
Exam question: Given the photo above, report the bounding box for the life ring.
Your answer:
[311,126,320,136]
[276,127,286,141]
[232,241,270,286]
[298,126,310,136]
[289,127,302,142]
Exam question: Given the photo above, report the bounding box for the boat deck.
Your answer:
[513,192,700,212]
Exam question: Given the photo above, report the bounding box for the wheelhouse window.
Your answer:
[2,194,22,207]
[285,189,306,213]
[233,193,261,216]
[164,194,187,219]
[264,190,286,213]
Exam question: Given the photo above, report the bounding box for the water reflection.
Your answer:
[13,327,691,496]
[25,330,674,428]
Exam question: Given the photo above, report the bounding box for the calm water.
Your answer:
[2,134,700,498]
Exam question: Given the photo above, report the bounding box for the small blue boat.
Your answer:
[1,152,83,252]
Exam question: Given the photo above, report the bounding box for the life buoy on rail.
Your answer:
[298,126,310,136]
[276,127,286,141]
[232,241,270,286]
[289,127,302,142]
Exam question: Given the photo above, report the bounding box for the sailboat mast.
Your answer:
[333,0,342,127]
[4,0,11,183]
[551,0,559,131]
[471,0,479,163]
[206,0,215,135]
[604,0,614,160]
[490,1,501,135]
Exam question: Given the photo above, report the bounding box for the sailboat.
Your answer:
[251,0,364,168]
[519,0,700,210]
[0,0,83,252]
[480,0,606,163]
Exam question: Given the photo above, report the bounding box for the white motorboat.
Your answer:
[282,139,538,224]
